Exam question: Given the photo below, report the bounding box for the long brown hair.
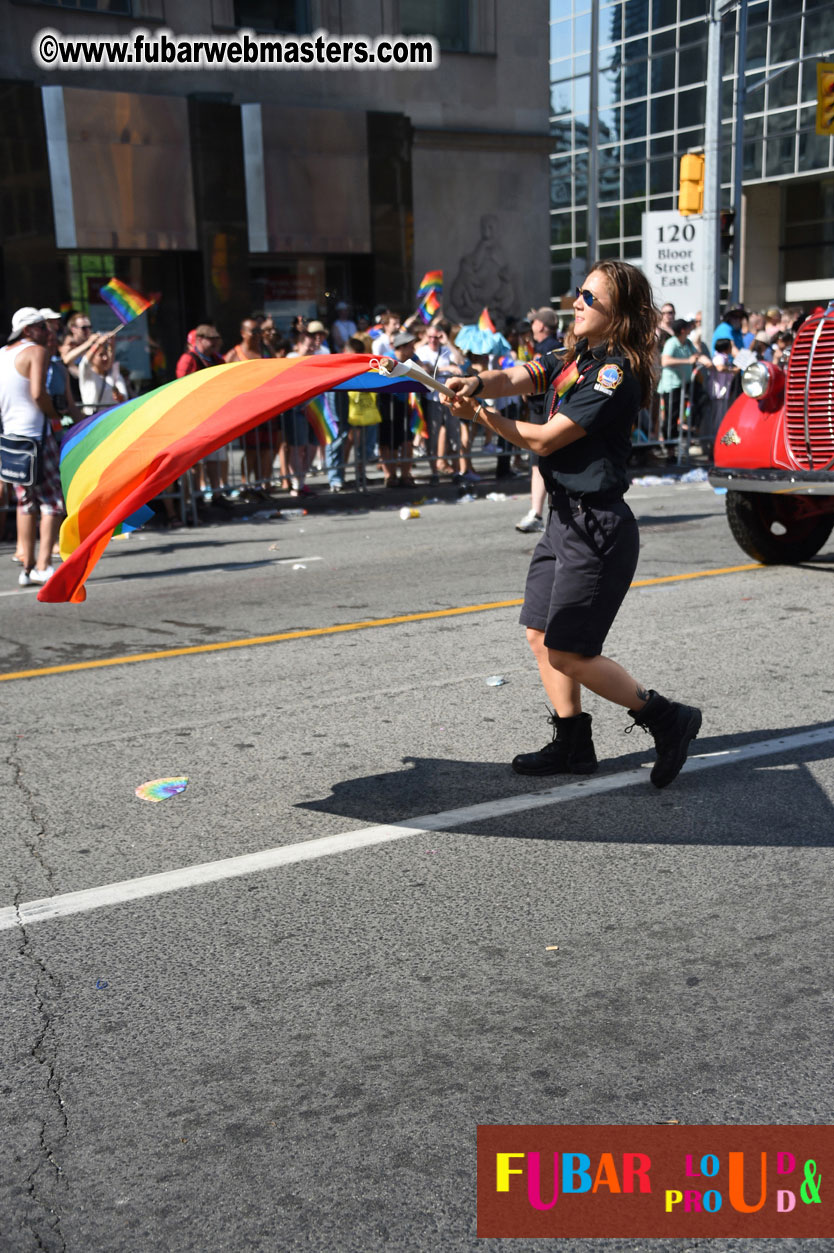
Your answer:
[563,260,660,407]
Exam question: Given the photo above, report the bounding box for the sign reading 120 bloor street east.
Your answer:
[641,210,705,315]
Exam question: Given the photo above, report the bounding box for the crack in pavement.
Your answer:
[9,740,68,1252]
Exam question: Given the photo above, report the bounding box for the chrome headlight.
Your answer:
[742,361,769,398]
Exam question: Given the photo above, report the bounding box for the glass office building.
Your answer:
[549,0,834,309]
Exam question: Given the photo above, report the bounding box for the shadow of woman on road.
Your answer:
[296,719,834,847]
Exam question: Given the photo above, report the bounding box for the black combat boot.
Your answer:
[511,710,598,777]
[626,690,702,789]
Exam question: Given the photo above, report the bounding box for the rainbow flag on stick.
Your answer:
[477,307,496,333]
[304,394,340,446]
[39,355,376,604]
[409,394,427,440]
[416,270,443,324]
[99,278,153,325]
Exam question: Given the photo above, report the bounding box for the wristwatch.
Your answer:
[469,375,485,397]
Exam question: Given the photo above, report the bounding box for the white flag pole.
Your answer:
[371,357,457,400]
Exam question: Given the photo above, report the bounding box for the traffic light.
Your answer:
[678,152,705,217]
[817,62,834,136]
[720,209,735,253]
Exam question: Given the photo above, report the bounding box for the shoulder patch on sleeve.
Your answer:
[596,363,623,391]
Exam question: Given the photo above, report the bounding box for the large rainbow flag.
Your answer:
[39,355,377,605]
[416,270,442,324]
[99,278,153,324]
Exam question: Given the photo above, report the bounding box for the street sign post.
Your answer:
[641,210,706,315]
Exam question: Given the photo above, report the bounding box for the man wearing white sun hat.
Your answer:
[0,308,64,586]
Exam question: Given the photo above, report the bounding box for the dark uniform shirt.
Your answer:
[523,340,639,499]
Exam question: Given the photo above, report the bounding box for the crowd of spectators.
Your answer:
[168,302,559,500]
[0,290,820,584]
[649,299,811,460]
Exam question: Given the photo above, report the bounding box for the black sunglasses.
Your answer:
[575,287,608,314]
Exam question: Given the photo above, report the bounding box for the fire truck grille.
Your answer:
[785,317,834,469]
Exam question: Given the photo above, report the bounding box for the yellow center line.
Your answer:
[0,562,762,683]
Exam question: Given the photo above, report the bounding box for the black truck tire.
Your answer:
[726,491,834,564]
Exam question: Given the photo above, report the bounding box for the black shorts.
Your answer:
[519,494,640,656]
[379,410,409,449]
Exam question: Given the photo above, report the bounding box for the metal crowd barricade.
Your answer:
[632,374,700,465]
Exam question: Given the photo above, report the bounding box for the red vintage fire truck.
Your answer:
[709,299,834,562]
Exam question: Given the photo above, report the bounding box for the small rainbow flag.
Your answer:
[151,344,167,375]
[416,270,443,324]
[409,394,427,440]
[304,393,340,446]
[99,278,153,325]
[477,308,496,333]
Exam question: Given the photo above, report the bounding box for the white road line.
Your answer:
[2,724,833,933]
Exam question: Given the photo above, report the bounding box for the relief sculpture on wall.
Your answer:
[448,214,518,322]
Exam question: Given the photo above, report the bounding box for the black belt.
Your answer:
[549,491,622,512]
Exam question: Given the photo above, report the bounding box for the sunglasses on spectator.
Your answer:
[575,287,609,314]
[76,323,92,330]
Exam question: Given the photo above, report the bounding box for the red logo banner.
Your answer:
[477,1125,833,1239]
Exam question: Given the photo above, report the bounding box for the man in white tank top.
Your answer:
[0,308,64,586]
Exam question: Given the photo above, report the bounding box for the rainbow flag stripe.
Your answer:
[416,269,442,296]
[416,269,443,325]
[418,290,441,323]
[40,355,374,604]
[555,360,580,397]
[477,307,496,333]
[409,394,427,440]
[99,278,153,324]
[523,359,548,393]
[304,394,340,446]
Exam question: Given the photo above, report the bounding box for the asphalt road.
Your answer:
[1,479,833,1253]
